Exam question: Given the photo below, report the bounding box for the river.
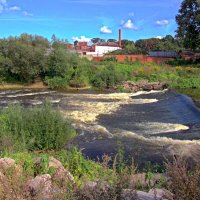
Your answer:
[0,89,200,168]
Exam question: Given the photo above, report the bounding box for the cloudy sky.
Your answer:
[0,0,183,42]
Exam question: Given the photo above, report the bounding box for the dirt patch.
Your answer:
[0,82,47,90]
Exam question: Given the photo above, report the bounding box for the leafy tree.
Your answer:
[51,34,69,49]
[121,40,135,50]
[0,34,51,83]
[91,38,105,44]
[155,35,183,51]
[45,48,77,81]
[163,35,175,43]
[74,40,78,47]
[0,37,46,82]
[176,0,200,50]
[107,39,117,43]
[19,33,50,49]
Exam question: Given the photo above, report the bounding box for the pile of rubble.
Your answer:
[122,81,168,92]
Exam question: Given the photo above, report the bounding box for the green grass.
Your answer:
[114,62,200,89]
[0,102,76,152]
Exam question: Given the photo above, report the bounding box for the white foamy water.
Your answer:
[50,99,61,103]
[30,100,43,105]
[4,91,55,98]
[132,99,158,104]
[130,89,168,97]
[134,122,189,135]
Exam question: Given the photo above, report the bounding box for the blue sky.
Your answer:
[0,0,183,43]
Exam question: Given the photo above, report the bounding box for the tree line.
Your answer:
[108,35,183,55]
[0,34,124,88]
[0,0,199,87]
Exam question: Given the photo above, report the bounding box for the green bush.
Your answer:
[167,58,200,67]
[171,77,200,88]
[45,76,69,89]
[0,103,76,151]
[1,152,52,176]
[91,62,124,88]
[56,148,116,184]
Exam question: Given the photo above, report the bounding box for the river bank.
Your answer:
[0,82,47,90]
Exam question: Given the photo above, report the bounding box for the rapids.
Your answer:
[1,89,200,167]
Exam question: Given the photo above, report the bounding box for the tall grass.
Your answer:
[0,103,76,151]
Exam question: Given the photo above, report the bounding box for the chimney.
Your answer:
[118,29,122,48]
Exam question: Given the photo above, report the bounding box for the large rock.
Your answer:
[121,81,168,92]
[0,158,22,177]
[49,157,74,183]
[25,174,52,199]
[122,188,173,200]
[149,188,173,200]
[122,189,137,200]
[0,158,15,172]
[137,191,156,200]
[34,156,74,183]
[49,157,63,169]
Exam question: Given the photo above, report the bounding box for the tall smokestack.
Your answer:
[118,29,122,48]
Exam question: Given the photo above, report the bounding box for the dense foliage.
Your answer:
[109,35,183,55]
[176,0,200,50]
[0,103,76,151]
[0,33,200,90]
[0,34,49,83]
[114,62,200,89]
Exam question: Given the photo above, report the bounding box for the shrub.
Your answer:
[166,157,200,200]
[171,77,200,88]
[45,76,69,89]
[55,149,116,184]
[103,57,117,62]
[91,62,123,88]
[0,103,76,151]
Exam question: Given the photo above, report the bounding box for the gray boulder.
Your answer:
[26,174,52,199]
[49,157,74,183]
[122,188,173,200]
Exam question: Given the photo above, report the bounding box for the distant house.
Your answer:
[73,42,94,55]
[86,42,121,56]
[179,50,200,61]
[73,41,121,56]
[148,51,178,58]
[74,29,122,56]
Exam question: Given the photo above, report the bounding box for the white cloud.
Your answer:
[9,6,21,11]
[156,36,163,39]
[23,11,33,16]
[72,36,91,42]
[100,26,112,34]
[0,0,7,6]
[0,0,7,13]
[156,20,169,26]
[121,19,138,30]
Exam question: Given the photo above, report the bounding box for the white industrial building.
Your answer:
[86,42,121,56]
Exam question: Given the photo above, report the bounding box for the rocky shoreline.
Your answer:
[0,157,174,200]
[121,81,168,92]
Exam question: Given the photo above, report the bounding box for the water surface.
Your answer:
[1,89,200,167]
